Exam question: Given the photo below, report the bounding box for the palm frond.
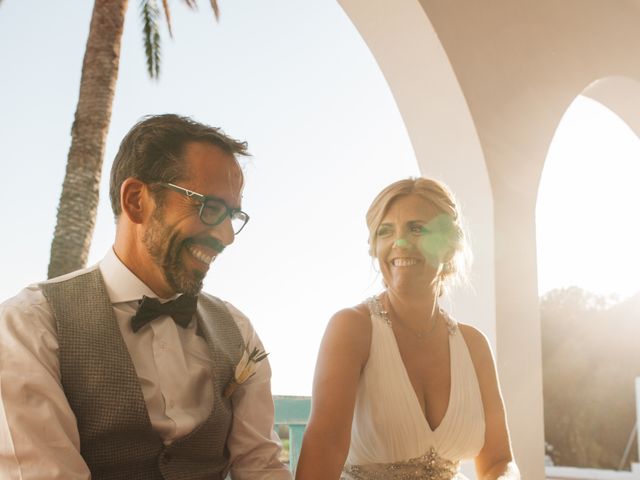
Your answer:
[140,0,162,79]
[179,0,220,22]
[161,0,173,38]
[210,0,220,21]
[138,0,222,80]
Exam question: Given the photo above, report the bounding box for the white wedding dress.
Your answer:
[341,297,485,479]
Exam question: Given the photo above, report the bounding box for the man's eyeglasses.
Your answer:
[158,183,250,234]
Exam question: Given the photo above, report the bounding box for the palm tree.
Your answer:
[47,0,219,278]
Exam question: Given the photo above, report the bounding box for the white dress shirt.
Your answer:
[0,249,291,480]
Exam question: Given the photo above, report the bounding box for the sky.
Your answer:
[1,1,638,396]
[537,96,640,301]
[0,0,419,395]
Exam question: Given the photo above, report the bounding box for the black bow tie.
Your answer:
[131,294,198,333]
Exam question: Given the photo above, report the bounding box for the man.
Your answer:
[0,114,292,479]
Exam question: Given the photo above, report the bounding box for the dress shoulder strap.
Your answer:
[440,309,458,335]
[366,296,386,321]
[366,295,395,330]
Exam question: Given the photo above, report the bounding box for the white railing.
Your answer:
[545,377,640,480]
[546,465,640,480]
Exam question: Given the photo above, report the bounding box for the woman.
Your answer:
[296,178,519,479]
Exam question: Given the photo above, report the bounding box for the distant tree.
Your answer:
[541,287,640,469]
[47,0,219,278]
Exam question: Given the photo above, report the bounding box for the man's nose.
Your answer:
[210,216,235,247]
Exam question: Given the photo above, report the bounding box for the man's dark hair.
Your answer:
[109,113,249,218]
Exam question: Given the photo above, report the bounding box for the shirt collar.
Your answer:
[99,247,175,304]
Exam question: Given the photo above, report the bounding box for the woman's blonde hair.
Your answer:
[365,177,470,292]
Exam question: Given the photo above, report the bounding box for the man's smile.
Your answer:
[186,244,217,266]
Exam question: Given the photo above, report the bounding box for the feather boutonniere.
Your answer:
[223,344,269,398]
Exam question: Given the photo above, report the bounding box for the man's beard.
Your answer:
[143,209,205,296]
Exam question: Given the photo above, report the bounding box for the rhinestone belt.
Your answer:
[342,447,461,480]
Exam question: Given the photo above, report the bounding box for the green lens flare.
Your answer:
[417,214,456,268]
[394,238,409,248]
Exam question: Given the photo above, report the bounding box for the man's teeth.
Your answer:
[188,246,215,264]
[392,258,418,267]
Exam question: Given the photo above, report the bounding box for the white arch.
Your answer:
[583,76,640,139]
[338,0,494,343]
[339,0,495,476]
[338,1,640,477]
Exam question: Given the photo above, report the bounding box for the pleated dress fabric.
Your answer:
[343,297,485,478]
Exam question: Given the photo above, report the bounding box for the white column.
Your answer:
[636,377,640,463]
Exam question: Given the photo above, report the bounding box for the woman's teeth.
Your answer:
[392,258,418,267]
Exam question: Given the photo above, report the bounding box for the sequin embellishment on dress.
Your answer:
[342,447,462,480]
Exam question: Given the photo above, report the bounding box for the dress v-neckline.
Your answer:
[371,296,456,434]
[394,330,455,433]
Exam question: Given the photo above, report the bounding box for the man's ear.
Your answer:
[120,178,151,224]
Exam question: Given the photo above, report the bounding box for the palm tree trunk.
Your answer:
[48,0,128,278]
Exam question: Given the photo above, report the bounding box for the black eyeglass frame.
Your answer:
[158,182,250,234]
